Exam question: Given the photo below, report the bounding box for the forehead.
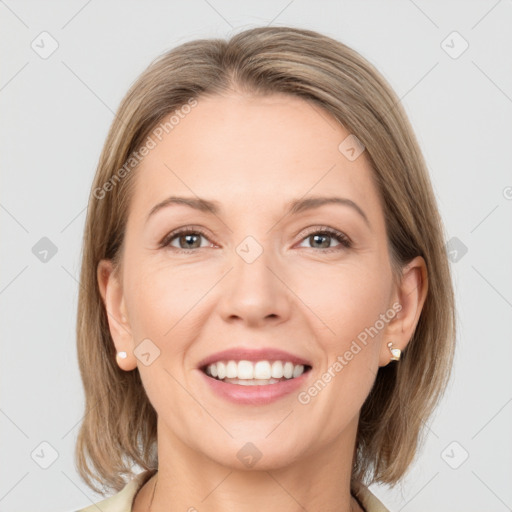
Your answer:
[129,92,383,225]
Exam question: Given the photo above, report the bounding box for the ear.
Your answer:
[379,256,428,366]
[97,259,137,371]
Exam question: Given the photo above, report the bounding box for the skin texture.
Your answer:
[97,92,427,512]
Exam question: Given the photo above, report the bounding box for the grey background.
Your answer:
[1,1,511,511]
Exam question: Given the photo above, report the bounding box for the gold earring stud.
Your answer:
[387,342,401,361]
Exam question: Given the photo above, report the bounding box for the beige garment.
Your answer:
[75,469,391,512]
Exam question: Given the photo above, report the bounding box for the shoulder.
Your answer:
[352,481,392,512]
[74,469,156,512]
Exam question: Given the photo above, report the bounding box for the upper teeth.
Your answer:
[205,360,306,380]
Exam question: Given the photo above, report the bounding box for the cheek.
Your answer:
[124,260,203,339]
[296,264,390,420]
[122,263,201,404]
[294,260,390,350]
[291,263,391,440]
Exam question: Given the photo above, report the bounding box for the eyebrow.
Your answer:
[146,195,371,228]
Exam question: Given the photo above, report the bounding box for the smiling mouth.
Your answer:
[201,361,313,386]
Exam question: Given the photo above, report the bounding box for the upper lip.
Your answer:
[197,347,312,370]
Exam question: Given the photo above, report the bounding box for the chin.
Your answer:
[198,434,308,472]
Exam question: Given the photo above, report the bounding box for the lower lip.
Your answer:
[197,368,312,405]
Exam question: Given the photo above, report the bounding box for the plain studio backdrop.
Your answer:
[1,1,511,511]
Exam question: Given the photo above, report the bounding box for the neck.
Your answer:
[136,415,362,512]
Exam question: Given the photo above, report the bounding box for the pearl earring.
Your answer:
[387,342,401,361]
[117,351,127,359]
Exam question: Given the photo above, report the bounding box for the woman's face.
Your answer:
[100,92,422,471]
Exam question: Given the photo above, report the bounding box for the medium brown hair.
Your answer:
[75,26,456,494]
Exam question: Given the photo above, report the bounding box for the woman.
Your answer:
[73,26,456,512]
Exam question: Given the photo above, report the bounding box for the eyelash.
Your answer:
[159,226,352,254]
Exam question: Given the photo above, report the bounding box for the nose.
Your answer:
[216,239,292,328]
